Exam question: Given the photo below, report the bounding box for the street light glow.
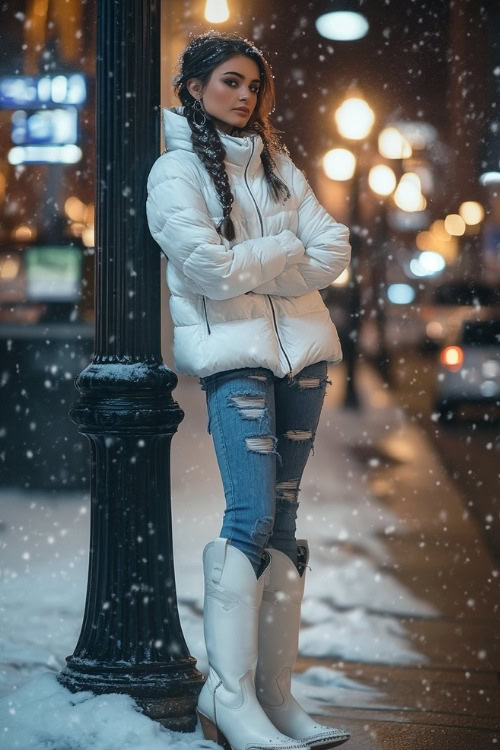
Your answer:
[315,11,369,41]
[322,147,356,180]
[82,225,95,248]
[334,97,375,140]
[394,172,426,211]
[368,164,396,195]
[410,251,446,277]
[420,251,446,273]
[391,120,438,149]
[378,127,412,159]
[479,171,500,185]
[0,256,20,279]
[430,219,451,242]
[205,0,229,23]
[12,225,34,242]
[459,201,484,225]
[420,222,458,264]
[64,196,86,222]
[331,267,350,286]
[444,213,466,236]
[387,284,415,304]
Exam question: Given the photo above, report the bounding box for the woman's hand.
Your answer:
[276,229,306,268]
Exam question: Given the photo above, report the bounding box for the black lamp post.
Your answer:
[342,136,402,403]
[56,0,204,732]
[342,143,362,409]
[373,199,391,384]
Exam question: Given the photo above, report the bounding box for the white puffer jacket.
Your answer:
[146,106,351,378]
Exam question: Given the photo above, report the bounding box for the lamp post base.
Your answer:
[57,658,204,732]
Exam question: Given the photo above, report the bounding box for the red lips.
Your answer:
[233,108,250,115]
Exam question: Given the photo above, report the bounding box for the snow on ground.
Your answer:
[0,671,217,750]
[0,367,437,747]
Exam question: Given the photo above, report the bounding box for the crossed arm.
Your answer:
[146,154,351,301]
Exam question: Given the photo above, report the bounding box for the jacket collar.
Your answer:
[162,106,264,171]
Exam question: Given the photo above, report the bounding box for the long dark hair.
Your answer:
[172,30,291,241]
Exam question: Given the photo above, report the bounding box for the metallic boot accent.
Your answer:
[197,537,311,750]
[256,541,350,749]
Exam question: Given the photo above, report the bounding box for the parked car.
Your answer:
[419,282,498,351]
[434,318,500,421]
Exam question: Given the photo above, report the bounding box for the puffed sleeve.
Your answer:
[146,154,305,301]
[251,160,351,296]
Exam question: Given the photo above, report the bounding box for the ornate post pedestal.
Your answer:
[56,0,204,731]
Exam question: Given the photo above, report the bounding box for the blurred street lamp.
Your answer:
[409,251,446,277]
[393,172,426,212]
[335,97,375,141]
[459,201,484,226]
[329,95,375,408]
[315,9,369,41]
[322,148,355,181]
[327,97,437,401]
[444,213,466,236]
[205,0,230,23]
[368,164,396,196]
[378,127,412,159]
[369,165,399,382]
[331,267,350,287]
[480,172,500,186]
[417,221,458,265]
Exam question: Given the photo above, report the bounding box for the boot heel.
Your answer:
[197,709,231,749]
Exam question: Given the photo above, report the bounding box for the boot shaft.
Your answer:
[202,538,269,688]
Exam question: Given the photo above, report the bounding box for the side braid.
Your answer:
[172,32,295,242]
[185,99,236,242]
[256,123,292,203]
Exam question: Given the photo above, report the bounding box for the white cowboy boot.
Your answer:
[196,537,310,750]
[256,541,350,749]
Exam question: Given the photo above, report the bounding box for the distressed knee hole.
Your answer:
[251,515,274,545]
[298,377,321,389]
[229,394,266,419]
[284,429,313,441]
[276,479,300,502]
[230,394,265,409]
[245,436,275,453]
[248,375,268,382]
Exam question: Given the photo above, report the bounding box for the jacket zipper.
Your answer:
[243,138,293,378]
[202,295,211,335]
[267,294,293,376]
[244,139,264,236]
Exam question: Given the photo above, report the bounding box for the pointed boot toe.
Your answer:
[256,542,350,748]
[198,538,311,750]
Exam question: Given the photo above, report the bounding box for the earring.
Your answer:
[192,97,207,128]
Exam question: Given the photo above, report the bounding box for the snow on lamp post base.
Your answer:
[56,0,204,732]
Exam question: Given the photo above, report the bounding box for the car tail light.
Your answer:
[440,345,464,371]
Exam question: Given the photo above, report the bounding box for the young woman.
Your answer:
[146,30,351,750]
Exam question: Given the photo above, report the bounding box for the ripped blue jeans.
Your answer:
[199,361,330,576]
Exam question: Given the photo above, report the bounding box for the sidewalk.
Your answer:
[292,363,500,749]
[0,362,498,748]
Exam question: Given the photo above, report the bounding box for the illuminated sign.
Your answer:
[12,107,78,145]
[25,246,82,302]
[0,74,87,109]
[1,75,86,164]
